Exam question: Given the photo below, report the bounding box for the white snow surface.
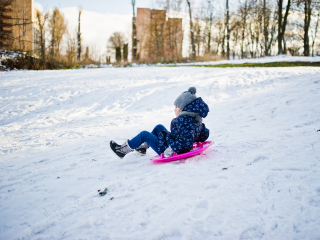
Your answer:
[0,66,320,239]
[176,55,320,66]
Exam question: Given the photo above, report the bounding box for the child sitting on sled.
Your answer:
[110,87,210,158]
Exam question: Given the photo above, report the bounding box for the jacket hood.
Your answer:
[182,97,209,118]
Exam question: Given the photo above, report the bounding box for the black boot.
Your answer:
[110,140,133,159]
[135,142,149,156]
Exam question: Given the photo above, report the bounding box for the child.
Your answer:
[110,87,210,158]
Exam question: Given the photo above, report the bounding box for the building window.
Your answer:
[23,31,25,36]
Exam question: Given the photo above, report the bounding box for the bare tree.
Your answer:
[66,29,78,64]
[49,10,55,58]
[240,0,249,58]
[303,0,312,56]
[193,18,202,56]
[232,24,240,58]
[48,8,66,58]
[132,0,137,61]
[248,0,264,58]
[202,0,214,54]
[36,10,48,61]
[187,0,196,59]
[277,0,291,55]
[311,11,319,56]
[85,44,102,64]
[296,0,319,56]
[262,0,273,56]
[108,32,127,49]
[226,0,230,59]
[107,31,127,62]
[212,19,225,56]
[77,8,81,61]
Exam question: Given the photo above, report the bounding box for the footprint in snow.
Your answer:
[191,200,210,219]
[249,156,268,165]
[205,183,219,190]
[308,196,320,207]
[239,227,264,240]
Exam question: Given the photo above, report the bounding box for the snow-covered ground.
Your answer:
[176,55,320,66]
[0,65,320,239]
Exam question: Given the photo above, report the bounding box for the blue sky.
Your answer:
[35,0,160,15]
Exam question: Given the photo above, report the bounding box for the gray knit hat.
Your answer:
[174,87,197,110]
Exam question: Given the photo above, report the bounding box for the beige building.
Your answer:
[136,8,183,61]
[0,0,43,55]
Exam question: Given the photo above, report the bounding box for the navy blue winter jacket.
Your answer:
[159,97,210,154]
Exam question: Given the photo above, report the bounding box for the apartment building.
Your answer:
[136,8,183,61]
[0,0,43,54]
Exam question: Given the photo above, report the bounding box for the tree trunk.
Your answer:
[263,0,268,56]
[37,13,45,61]
[312,13,320,57]
[116,47,121,62]
[77,10,81,61]
[132,0,137,61]
[222,31,225,57]
[281,0,290,53]
[208,12,212,53]
[241,1,248,59]
[187,0,196,59]
[278,0,283,55]
[278,0,291,55]
[51,11,56,59]
[303,0,312,56]
[226,0,230,60]
[123,43,128,61]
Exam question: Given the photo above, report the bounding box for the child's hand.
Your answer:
[164,146,174,157]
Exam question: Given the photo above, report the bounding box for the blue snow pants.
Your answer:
[128,124,168,155]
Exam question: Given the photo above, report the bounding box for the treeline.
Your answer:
[112,0,320,64]
[106,32,129,64]
[1,0,320,70]
[35,7,102,69]
[185,0,320,60]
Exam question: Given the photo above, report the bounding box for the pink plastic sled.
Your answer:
[150,141,214,163]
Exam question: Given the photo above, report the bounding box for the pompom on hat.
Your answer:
[174,87,197,110]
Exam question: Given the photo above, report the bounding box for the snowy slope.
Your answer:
[0,66,320,239]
